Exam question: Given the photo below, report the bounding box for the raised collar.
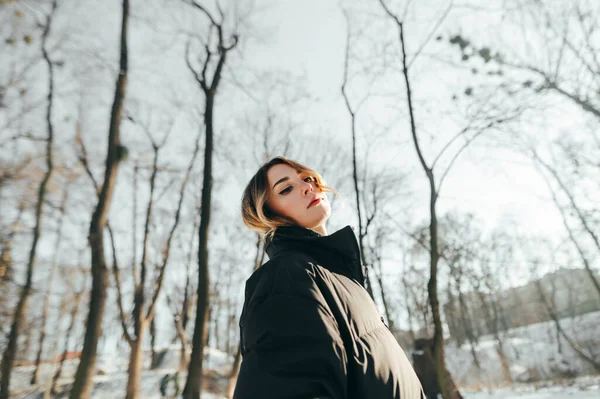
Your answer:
[265,225,364,284]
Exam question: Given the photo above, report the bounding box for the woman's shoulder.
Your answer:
[245,251,317,299]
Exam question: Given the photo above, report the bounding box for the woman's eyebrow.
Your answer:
[272,176,290,189]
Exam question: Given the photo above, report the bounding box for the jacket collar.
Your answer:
[265,225,365,284]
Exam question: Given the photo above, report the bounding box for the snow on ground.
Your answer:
[445,311,600,388]
[9,313,600,397]
[10,347,231,398]
[463,375,600,398]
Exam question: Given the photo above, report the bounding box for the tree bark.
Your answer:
[225,235,263,397]
[225,345,242,399]
[402,273,417,343]
[150,318,157,369]
[477,287,511,383]
[454,275,480,370]
[125,324,146,399]
[51,292,83,394]
[377,2,463,396]
[30,253,58,386]
[0,2,56,396]
[0,202,24,290]
[31,187,68,385]
[69,1,129,397]
[183,3,238,396]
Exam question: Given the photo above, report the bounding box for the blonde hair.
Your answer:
[241,156,337,237]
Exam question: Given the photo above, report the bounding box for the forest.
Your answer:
[1,0,599,398]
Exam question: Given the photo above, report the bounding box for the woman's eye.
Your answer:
[280,186,292,195]
[303,176,314,182]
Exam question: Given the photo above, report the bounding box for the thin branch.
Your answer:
[185,38,205,89]
[136,145,160,333]
[146,129,202,321]
[534,164,600,298]
[200,43,212,92]
[379,1,432,177]
[431,126,469,169]
[407,0,454,69]
[437,125,491,196]
[76,130,100,196]
[532,149,600,257]
[188,0,218,27]
[107,223,133,344]
[499,60,600,119]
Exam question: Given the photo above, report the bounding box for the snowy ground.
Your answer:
[445,311,600,388]
[10,347,231,398]
[463,375,600,398]
[8,313,600,398]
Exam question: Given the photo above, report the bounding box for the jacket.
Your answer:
[233,225,425,399]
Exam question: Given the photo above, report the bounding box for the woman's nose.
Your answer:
[302,181,314,195]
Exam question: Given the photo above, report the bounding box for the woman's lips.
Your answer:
[308,197,322,208]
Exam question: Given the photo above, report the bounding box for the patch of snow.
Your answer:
[446,311,600,388]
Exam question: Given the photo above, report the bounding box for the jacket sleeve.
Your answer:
[233,263,347,399]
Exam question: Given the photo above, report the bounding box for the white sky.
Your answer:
[240,0,566,239]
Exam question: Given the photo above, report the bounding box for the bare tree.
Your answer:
[341,9,376,299]
[446,1,600,299]
[0,200,25,315]
[472,236,513,384]
[30,184,69,385]
[533,266,600,372]
[163,204,200,371]
[224,233,264,398]
[111,126,201,398]
[375,0,517,396]
[528,148,600,298]
[377,2,458,397]
[51,268,85,395]
[69,1,129,396]
[0,2,57,396]
[182,1,239,396]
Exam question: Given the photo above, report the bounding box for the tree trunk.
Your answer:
[0,202,24,297]
[70,252,109,398]
[401,273,416,343]
[456,285,480,370]
[69,1,128,397]
[1,287,33,399]
[184,90,215,399]
[31,188,68,385]
[497,344,511,384]
[375,273,395,331]
[479,288,511,384]
[179,340,189,372]
[225,235,264,397]
[51,293,82,394]
[0,2,56,395]
[341,11,375,300]
[536,280,600,372]
[125,328,145,399]
[225,345,242,399]
[150,318,157,369]
[30,261,57,385]
[389,12,462,398]
[183,7,237,393]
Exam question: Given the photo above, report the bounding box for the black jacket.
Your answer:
[233,225,424,399]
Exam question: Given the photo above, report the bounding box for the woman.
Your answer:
[234,156,425,399]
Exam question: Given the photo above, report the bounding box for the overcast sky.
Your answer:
[240,0,566,239]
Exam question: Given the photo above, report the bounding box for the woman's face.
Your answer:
[266,163,331,235]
